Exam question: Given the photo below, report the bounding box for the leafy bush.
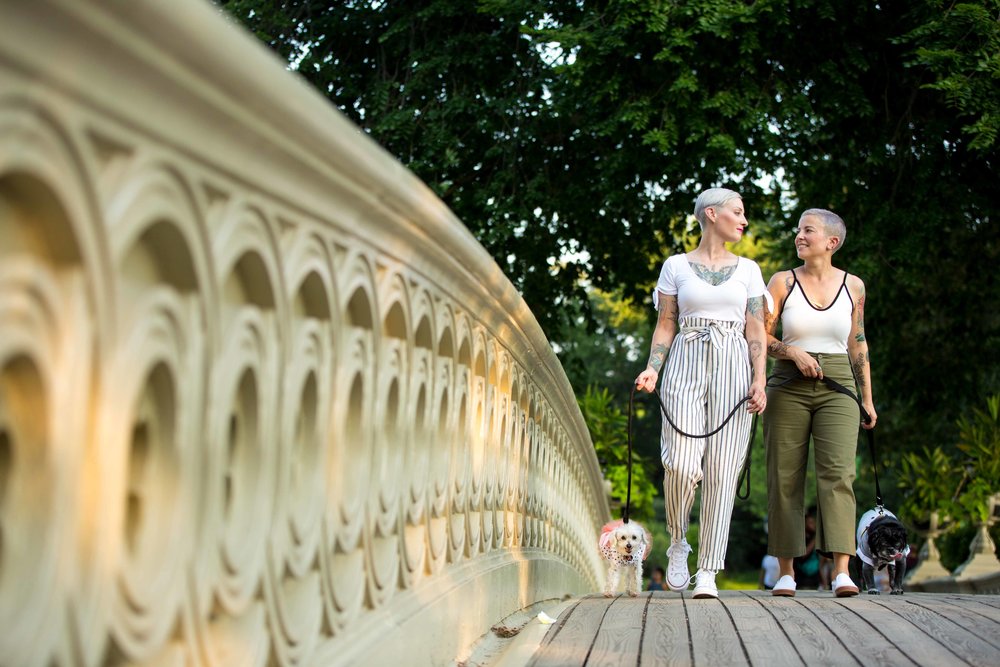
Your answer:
[897,445,961,526]
[956,394,1000,523]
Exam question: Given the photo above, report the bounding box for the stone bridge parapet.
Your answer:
[0,1,609,664]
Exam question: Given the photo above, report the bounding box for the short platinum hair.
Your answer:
[801,208,847,253]
[694,188,742,228]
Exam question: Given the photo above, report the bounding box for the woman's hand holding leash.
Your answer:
[746,380,767,413]
[635,368,658,393]
[790,348,823,379]
[862,399,877,429]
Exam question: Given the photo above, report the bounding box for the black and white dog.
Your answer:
[856,507,909,595]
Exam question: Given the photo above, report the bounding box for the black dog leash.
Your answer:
[626,375,794,508]
[630,385,757,501]
[626,370,874,510]
[626,385,747,519]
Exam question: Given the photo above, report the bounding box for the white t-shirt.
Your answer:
[653,254,771,322]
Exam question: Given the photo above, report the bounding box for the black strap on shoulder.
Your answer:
[819,376,882,506]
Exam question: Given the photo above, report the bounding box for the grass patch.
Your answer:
[717,569,760,590]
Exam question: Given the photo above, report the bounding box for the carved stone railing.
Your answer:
[0,1,609,665]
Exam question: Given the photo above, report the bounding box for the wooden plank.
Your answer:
[908,596,1000,649]
[932,596,1000,628]
[532,597,585,656]
[586,594,650,667]
[755,592,860,666]
[726,592,803,666]
[686,592,749,667]
[528,594,615,667]
[639,591,693,667]
[841,596,971,667]
[963,595,1000,610]
[863,594,998,667]
[529,590,1000,667]
[803,596,918,666]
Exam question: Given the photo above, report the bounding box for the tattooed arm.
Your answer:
[766,270,824,378]
[635,293,678,392]
[744,294,768,413]
[847,275,877,428]
[764,271,793,359]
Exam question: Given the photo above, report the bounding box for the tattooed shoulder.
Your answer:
[747,295,765,321]
[852,276,867,342]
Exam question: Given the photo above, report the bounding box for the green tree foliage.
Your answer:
[220,0,591,326]
[221,0,1000,488]
[556,287,650,395]
[902,2,1000,152]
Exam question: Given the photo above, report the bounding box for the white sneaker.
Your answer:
[692,569,718,599]
[831,572,859,597]
[772,574,796,597]
[666,541,692,591]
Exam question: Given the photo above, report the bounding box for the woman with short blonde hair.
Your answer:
[763,208,876,598]
[635,187,769,599]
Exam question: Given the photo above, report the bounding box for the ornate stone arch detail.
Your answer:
[0,101,110,664]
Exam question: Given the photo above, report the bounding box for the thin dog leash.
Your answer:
[623,372,878,517]
[627,384,753,504]
[625,374,795,514]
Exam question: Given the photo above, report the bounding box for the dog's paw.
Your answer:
[603,591,613,598]
[867,590,880,595]
[629,591,638,598]
[890,590,904,595]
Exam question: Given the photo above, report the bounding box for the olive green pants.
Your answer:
[764,354,860,557]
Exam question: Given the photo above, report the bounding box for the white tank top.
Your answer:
[781,270,854,353]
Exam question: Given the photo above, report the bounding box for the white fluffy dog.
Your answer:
[599,519,651,597]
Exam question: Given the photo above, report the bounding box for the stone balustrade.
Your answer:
[0,1,609,664]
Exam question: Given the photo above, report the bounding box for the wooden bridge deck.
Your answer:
[526,591,1000,666]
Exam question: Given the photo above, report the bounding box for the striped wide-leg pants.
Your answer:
[660,317,753,571]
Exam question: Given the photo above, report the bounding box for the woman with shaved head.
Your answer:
[764,208,877,598]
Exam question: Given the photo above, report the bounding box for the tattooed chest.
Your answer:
[689,262,737,286]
